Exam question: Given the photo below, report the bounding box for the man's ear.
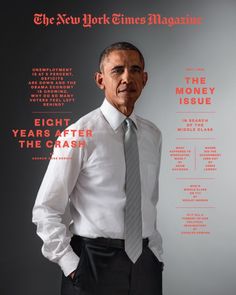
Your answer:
[94,72,105,90]
[142,72,148,88]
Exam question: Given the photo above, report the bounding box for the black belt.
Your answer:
[74,235,149,249]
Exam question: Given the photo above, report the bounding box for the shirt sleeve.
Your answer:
[32,130,84,276]
[148,130,163,261]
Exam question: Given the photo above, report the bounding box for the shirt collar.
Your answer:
[100,98,138,131]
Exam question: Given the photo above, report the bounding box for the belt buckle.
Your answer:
[144,238,149,247]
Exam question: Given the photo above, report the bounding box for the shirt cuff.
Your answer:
[148,230,164,262]
[148,245,163,262]
[58,250,80,277]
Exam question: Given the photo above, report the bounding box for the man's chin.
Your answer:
[118,92,138,102]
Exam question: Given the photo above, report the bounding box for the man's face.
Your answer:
[95,50,148,115]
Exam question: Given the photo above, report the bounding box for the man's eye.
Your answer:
[112,68,123,74]
[131,67,142,73]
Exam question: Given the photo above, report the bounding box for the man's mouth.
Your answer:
[118,87,135,93]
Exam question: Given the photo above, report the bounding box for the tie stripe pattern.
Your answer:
[123,118,142,263]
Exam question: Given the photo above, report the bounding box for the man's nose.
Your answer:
[121,69,132,83]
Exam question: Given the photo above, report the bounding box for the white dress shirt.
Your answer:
[32,98,163,276]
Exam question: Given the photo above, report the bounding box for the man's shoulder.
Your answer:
[72,107,101,129]
[136,115,162,136]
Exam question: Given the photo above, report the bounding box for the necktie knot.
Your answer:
[125,117,132,127]
[123,118,136,133]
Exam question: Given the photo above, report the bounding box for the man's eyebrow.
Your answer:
[131,65,143,70]
[111,65,124,71]
[110,65,143,71]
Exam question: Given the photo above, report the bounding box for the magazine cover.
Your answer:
[3,1,236,294]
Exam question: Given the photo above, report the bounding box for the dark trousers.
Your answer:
[61,235,163,295]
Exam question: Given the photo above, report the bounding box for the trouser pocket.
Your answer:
[146,247,164,271]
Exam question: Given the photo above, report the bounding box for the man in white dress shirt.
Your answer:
[32,42,163,295]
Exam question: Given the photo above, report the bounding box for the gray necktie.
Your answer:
[123,118,142,263]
